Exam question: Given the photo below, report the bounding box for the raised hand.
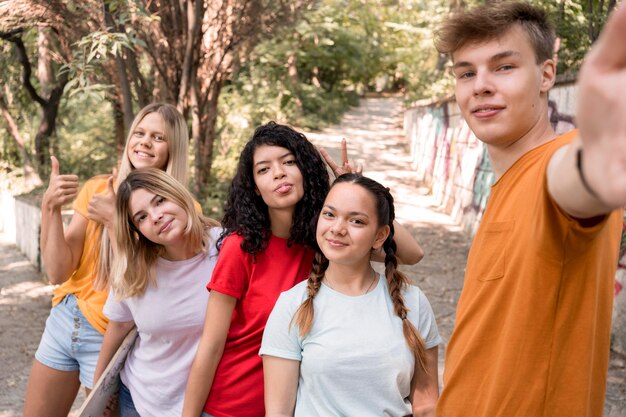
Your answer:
[319,138,363,178]
[42,156,79,211]
[87,175,116,227]
[577,4,626,208]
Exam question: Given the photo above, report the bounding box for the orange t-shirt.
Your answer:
[52,176,110,334]
[437,131,623,417]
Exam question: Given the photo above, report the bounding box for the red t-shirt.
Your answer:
[204,233,315,417]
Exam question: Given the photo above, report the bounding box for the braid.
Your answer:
[291,252,328,336]
[384,226,428,372]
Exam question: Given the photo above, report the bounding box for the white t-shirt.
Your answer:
[260,274,441,417]
[103,227,221,417]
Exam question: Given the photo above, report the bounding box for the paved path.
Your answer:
[0,96,624,415]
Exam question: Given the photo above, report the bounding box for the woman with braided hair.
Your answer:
[260,173,441,417]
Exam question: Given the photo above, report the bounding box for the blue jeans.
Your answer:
[119,381,142,417]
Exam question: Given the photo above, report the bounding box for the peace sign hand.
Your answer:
[319,138,363,178]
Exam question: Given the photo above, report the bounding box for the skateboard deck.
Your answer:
[77,327,138,417]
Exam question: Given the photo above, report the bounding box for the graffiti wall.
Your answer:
[404,77,590,235]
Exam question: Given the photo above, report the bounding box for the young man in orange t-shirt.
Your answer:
[434,2,626,417]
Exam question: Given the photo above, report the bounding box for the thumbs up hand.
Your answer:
[87,175,117,227]
[42,156,79,211]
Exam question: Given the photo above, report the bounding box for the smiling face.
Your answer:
[252,144,305,214]
[129,188,189,258]
[452,24,555,149]
[316,182,389,267]
[127,112,170,170]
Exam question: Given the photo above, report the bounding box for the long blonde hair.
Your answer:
[95,103,189,290]
[292,174,428,371]
[111,168,219,299]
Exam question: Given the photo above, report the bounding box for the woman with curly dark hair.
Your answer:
[183,122,424,417]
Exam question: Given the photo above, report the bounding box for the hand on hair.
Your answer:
[42,156,79,212]
[576,4,626,208]
[87,175,116,227]
[319,138,363,178]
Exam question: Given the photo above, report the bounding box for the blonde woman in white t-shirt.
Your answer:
[261,174,441,417]
[93,168,221,417]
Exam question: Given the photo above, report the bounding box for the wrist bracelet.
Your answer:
[576,148,602,201]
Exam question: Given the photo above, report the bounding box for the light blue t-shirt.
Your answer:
[260,274,442,417]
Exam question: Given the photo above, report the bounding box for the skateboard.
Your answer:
[76,327,138,417]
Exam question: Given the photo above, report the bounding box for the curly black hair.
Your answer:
[219,121,330,257]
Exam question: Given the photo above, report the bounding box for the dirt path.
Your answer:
[1,96,623,416]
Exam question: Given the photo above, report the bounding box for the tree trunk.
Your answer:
[0,29,69,178]
[112,98,126,159]
[126,49,149,108]
[193,80,222,193]
[177,0,204,113]
[287,53,303,115]
[104,3,135,129]
[37,29,54,98]
[0,91,42,186]
[35,76,68,177]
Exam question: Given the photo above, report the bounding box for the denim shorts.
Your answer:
[35,293,104,388]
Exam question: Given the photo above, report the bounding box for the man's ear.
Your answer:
[540,58,557,93]
[372,225,391,250]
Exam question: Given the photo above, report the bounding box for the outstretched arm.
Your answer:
[40,156,86,284]
[548,5,626,218]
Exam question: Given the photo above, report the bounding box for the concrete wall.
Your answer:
[404,78,626,354]
[0,191,17,242]
[14,195,43,270]
[1,192,72,275]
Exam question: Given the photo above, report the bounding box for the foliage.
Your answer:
[1,0,619,205]
[401,0,619,101]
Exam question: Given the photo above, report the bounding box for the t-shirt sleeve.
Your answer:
[72,177,99,219]
[407,287,442,349]
[206,227,223,258]
[207,235,250,299]
[103,287,133,322]
[259,291,303,361]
